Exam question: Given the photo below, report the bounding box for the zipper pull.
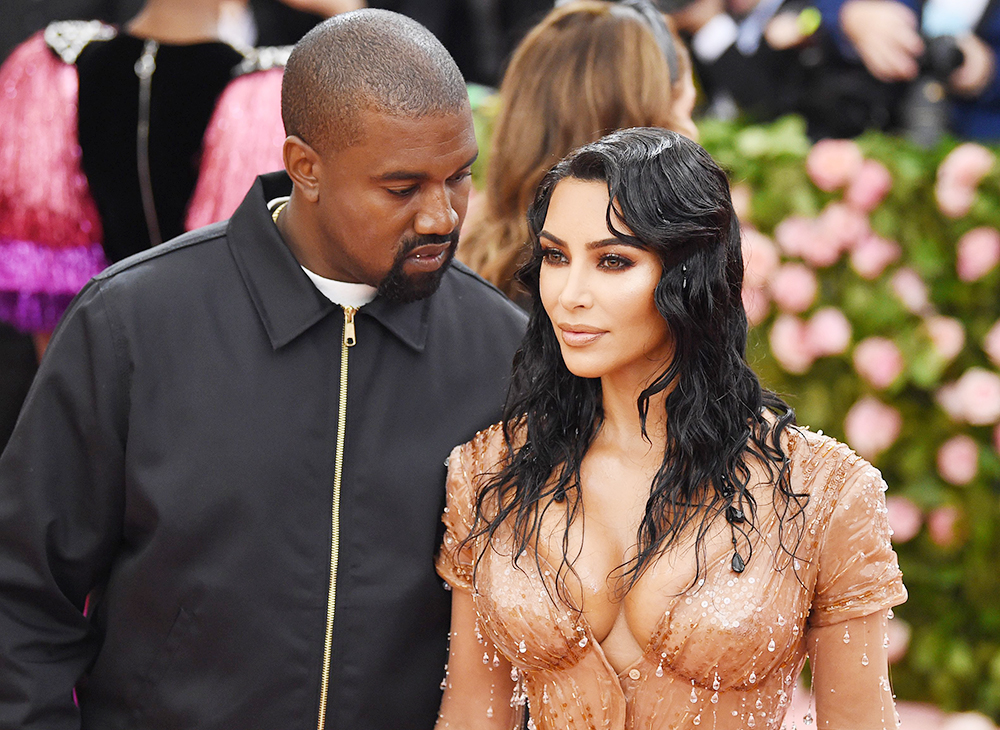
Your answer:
[343,306,358,347]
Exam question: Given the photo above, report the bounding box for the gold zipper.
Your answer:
[317,305,358,729]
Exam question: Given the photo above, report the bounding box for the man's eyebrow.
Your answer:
[375,153,479,182]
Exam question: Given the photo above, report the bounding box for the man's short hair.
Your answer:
[281,9,470,151]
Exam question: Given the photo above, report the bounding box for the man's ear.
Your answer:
[283,135,322,203]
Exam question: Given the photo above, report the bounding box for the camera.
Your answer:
[900,35,965,147]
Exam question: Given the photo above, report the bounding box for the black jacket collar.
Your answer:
[227,172,430,352]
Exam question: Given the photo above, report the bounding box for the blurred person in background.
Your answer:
[671,0,916,139]
[459,0,698,304]
[672,0,820,123]
[814,0,1000,142]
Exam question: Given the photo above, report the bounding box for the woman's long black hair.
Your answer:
[465,127,804,601]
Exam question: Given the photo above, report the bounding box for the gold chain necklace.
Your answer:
[271,201,287,224]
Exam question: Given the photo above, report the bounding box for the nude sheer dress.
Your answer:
[436,424,907,730]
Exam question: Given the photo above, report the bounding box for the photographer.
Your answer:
[815,0,1000,141]
[673,0,916,138]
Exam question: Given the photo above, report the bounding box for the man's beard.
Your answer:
[376,232,459,304]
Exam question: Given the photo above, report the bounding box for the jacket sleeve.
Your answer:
[0,279,128,727]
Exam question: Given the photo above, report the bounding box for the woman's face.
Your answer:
[539,178,673,385]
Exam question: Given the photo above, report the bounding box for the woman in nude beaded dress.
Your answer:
[435,127,907,730]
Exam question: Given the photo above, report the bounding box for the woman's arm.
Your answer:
[435,588,519,730]
[808,610,898,730]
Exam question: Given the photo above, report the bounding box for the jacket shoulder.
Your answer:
[444,261,528,322]
[93,222,228,283]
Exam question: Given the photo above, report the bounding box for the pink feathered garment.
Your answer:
[0,32,107,333]
[185,66,286,230]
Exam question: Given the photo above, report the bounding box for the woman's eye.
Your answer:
[541,248,566,265]
[600,254,634,270]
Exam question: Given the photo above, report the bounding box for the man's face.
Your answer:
[311,108,478,303]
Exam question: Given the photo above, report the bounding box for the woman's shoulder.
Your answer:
[782,424,888,508]
[450,422,510,477]
[784,424,870,471]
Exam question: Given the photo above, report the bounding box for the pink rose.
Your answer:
[927,504,963,547]
[813,202,870,262]
[984,319,1000,367]
[936,382,964,421]
[845,159,893,212]
[774,216,815,258]
[936,182,976,220]
[853,337,905,390]
[769,263,818,313]
[941,144,997,187]
[769,314,814,374]
[742,286,771,326]
[956,226,1000,282]
[806,307,852,357]
[925,315,965,361]
[806,138,863,192]
[885,495,922,543]
[937,435,979,485]
[843,397,902,459]
[731,183,753,221]
[954,368,1000,425]
[885,615,911,664]
[850,233,901,280]
[741,228,779,289]
[890,267,930,314]
[935,143,995,218]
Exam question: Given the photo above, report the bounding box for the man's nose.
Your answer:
[414,186,460,236]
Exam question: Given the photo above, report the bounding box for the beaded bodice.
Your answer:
[437,424,906,730]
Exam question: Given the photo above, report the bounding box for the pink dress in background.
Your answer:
[0,23,285,334]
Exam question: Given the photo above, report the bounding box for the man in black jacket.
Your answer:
[0,10,527,729]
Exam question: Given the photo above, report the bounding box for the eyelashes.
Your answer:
[539,247,636,271]
[599,253,635,270]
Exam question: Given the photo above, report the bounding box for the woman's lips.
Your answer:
[557,324,606,346]
[404,243,451,272]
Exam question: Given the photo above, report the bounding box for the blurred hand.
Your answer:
[950,33,996,98]
[671,0,726,34]
[764,11,811,50]
[840,0,923,82]
[276,0,364,17]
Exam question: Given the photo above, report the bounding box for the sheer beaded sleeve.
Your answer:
[436,441,480,593]
[810,457,907,627]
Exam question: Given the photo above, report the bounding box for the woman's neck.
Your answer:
[126,0,229,44]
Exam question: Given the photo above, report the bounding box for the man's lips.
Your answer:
[403,242,451,272]
[557,323,606,346]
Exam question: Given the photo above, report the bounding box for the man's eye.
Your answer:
[387,186,418,197]
[450,171,472,184]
